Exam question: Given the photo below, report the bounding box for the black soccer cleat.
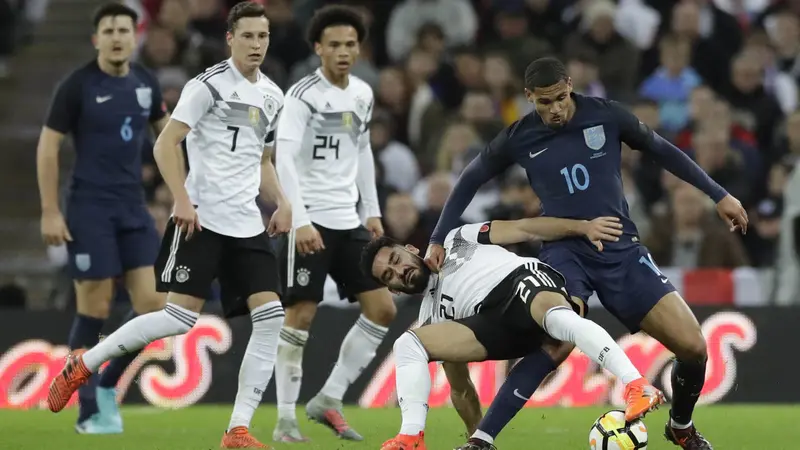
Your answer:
[454,438,497,450]
[664,422,713,449]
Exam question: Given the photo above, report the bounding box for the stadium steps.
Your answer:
[0,0,101,288]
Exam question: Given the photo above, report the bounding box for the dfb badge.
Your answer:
[582,125,606,151]
[264,96,277,116]
[175,265,191,283]
[355,98,368,116]
[136,86,152,110]
[296,268,310,287]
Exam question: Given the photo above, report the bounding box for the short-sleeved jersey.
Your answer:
[45,60,166,202]
[171,59,284,238]
[480,94,653,256]
[276,69,374,230]
[418,222,534,326]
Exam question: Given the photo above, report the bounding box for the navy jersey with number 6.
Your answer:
[45,60,166,280]
[45,60,166,202]
[431,94,728,331]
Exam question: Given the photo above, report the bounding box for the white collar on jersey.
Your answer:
[227,57,263,84]
[315,67,351,91]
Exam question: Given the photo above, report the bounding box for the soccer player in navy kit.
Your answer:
[427,58,748,450]
[36,3,167,434]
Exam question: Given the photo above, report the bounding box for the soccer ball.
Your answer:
[589,410,648,450]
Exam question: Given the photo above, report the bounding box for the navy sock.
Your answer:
[669,357,707,425]
[478,350,556,438]
[98,310,144,389]
[68,314,105,423]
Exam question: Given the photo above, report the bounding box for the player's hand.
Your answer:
[173,198,201,239]
[424,243,445,273]
[267,204,292,237]
[581,217,623,252]
[716,194,748,234]
[295,224,325,255]
[40,210,73,246]
[366,217,384,238]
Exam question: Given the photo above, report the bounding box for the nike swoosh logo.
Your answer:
[529,148,548,158]
[513,389,530,401]
[661,277,669,283]
[96,95,112,103]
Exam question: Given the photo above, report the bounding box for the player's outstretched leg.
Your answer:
[638,292,712,450]
[221,298,284,449]
[309,288,394,441]
[66,313,104,431]
[48,302,198,413]
[530,292,664,421]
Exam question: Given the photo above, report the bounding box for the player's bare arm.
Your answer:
[36,126,73,246]
[611,101,749,234]
[260,146,292,236]
[443,361,482,436]
[153,118,200,237]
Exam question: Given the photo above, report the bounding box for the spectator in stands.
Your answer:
[773,111,800,166]
[645,183,750,268]
[564,0,640,100]
[743,29,798,115]
[639,34,702,133]
[405,47,443,150]
[744,161,793,267]
[769,10,800,86]
[385,0,478,62]
[432,46,485,110]
[692,127,753,206]
[263,0,308,76]
[482,1,553,76]
[774,158,800,304]
[370,111,419,193]
[566,50,606,99]
[140,24,181,76]
[483,53,530,126]
[157,67,188,111]
[523,0,570,50]
[377,66,411,146]
[434,121,481,174]
[724,52,784,152]
[383,192,429,253]
[458,90,505,143]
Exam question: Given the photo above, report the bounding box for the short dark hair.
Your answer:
[359,235,397,282]
[92,3,138,30]
[524,57,568,90]
[306,5,368,45]
[227,1,267,33]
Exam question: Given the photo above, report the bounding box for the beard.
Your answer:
[397,261,432,295]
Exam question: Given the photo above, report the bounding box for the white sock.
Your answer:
[394,331,430,436]
[544,307,642,384]
[275,326,309,421]
[671,418,693,429]
[471,430,494,444]
[82,303,197,371]
[320,315,388,401]
[228,302,284,431]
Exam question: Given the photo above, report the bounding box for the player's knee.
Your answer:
[675,331,708,363]
[529,291,569,323]
[393,331,428,362]
[284,301,317,330]
[74,280,114,318]
[360,290,396,327]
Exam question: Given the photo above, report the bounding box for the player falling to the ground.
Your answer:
[424,57,749,450]
[272,5,393,443]
[362,218,665,450]
[36,3,168,434]
[47,3,292,448]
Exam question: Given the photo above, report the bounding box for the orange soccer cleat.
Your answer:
[380,432,426,450]
[623,378,665,422]
[220,426,269,449]
[47,349,92,413]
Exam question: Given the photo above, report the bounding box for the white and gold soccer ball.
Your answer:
[589,410,648,450]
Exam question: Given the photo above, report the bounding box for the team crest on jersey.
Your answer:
[355,98,368,116]
[136,86,152,110]
[583,125,606,150]
[248,106,260,126]
[75,254,91,272]
[264,97,277,116]
[342,112,353,129]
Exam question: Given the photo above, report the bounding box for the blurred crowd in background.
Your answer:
[131,0,800,272]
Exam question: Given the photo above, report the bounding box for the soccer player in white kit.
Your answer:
[272,5,393,442]
[47,4,291,448]
[361,217,666,450]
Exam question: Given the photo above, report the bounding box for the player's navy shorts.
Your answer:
[539,239,676,333]
[66,198,159,280]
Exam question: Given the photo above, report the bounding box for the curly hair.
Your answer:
[306,5,368,45]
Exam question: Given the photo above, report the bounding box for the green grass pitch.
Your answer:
[1,405,797,449]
